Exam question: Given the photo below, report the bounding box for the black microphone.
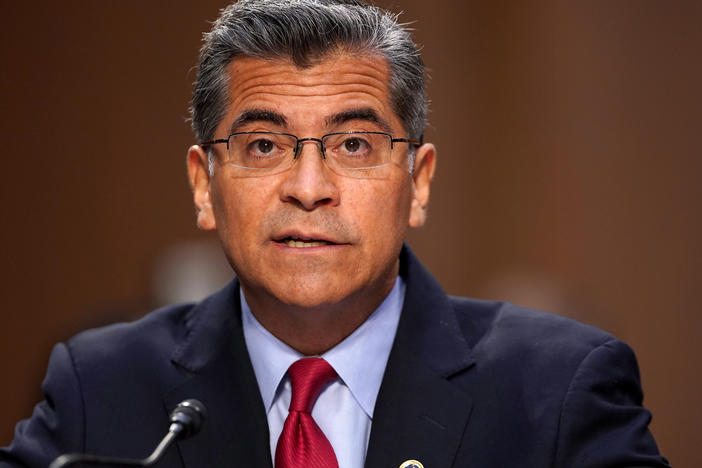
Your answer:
[48,399,207,468]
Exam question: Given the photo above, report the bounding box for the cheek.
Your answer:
[349,179,412,240]
[211,179,272,243]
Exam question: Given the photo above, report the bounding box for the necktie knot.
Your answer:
[288,357,337,413]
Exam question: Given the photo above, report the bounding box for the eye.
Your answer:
[323,132,387,169]
[252,139,275,154]
[343,138,363,153]
[338,136,371,156]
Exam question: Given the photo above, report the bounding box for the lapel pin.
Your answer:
[399,460,424,468]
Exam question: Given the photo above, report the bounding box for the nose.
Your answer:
[279,140,340,210]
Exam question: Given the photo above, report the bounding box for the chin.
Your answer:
[268,278,356,310]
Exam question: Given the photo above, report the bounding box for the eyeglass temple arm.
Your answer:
[391,134,423,148]
[199,138,229,148]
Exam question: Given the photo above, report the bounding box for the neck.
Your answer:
[241,275,397,356]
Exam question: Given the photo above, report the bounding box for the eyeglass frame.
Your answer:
[200,130,423,171]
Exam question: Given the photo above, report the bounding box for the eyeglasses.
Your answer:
[201,131,422,177]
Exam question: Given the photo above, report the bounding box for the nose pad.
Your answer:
[294,137,326,162]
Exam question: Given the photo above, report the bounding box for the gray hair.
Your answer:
[190,0,426,148]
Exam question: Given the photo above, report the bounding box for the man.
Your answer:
[1,1,669,467]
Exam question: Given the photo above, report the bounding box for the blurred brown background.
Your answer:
[1,1,700,466]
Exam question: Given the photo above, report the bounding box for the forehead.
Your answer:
[221,53,399,132]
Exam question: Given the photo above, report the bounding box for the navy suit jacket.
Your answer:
[1,247,669,467]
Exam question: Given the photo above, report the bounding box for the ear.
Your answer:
[187,145,217,231]
[408,143,437,228]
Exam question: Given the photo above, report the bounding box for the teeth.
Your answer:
[284,239,328,248]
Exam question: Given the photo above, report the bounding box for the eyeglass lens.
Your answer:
[225,132,394,172]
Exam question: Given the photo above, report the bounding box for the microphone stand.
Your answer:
[49,431,176,468]
[48,399,206,468]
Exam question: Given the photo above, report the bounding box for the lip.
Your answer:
[271,229,351,252]
[273,242,349,254]
[271,229,347,245]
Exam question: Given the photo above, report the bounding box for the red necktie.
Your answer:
[275,358,339,468]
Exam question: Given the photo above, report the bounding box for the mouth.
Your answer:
[274,233,344,249]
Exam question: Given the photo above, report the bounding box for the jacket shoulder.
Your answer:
[68,303,196,364]
[448,296,615,360]
[63,302,202,400]
[447,296,624,410]
[445,297,667,467]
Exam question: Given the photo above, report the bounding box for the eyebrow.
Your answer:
[325,108,393,134]
[229,109,288,134]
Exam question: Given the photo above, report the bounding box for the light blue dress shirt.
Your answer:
[241,277,405,468]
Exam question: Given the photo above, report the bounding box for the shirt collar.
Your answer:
[241,276,405,418]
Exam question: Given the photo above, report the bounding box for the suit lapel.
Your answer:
[365,247,476,468]
[163,280,273,468]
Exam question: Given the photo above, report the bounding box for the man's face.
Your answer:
[188,54,434,311]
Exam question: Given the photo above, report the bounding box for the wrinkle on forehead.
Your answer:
[230,53,389,87]
[229,68,388,101]
[221,54,396,134]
